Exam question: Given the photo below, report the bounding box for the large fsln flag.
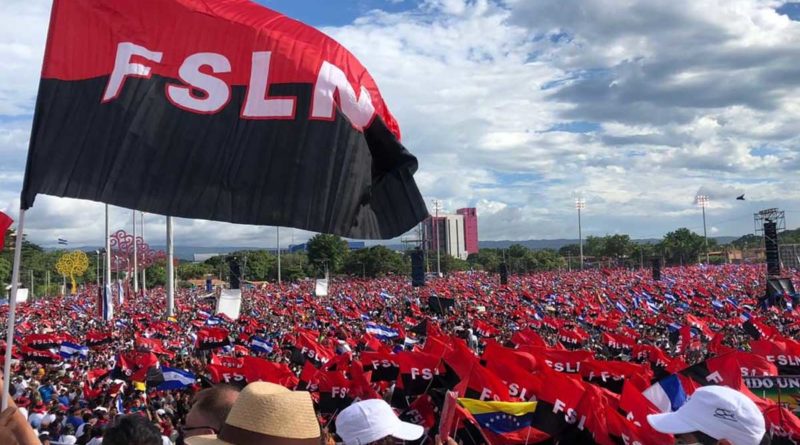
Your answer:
[21,0,428,239]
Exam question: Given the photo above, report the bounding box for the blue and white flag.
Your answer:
[725,297,739,308]
[365,322,399,340]
[115,319,128,329]
[157,367,197,390]
[249,336,273,354]
[360,313,371,321]
[117,280,125,305]
[115,395,124,414]
[663,293,677,303]
[643,374,687,413]
[646,301,660,313]
[205,316,223,326]
[59,342,89,359]
[615,301,628,313]
[711,300,724,310]
[198,309,212,319]
[101,283,113,321]
[379,291,394,300]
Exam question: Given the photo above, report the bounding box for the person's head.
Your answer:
[647,386,766,445]
[181,384,241,440]
[335,399,424,445]
[102,415,162,445]
[185,381,320,445]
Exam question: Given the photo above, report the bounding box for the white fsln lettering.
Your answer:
[242,51,295,118]
[103,42,163,102]
[167,53,231,113]
[311,61,375,129]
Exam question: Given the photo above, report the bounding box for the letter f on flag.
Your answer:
[0,211,13,252]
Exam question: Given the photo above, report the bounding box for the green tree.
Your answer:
[178,262,213,280]
[584,236,606,257]
[147,261,168,287]
[344,246,409,278]
[0,257,10,292]
[306,234,349,275]
[658,228,715,265]
[467,249,501,272]
[558,244,580,257]
[602,234,633,260]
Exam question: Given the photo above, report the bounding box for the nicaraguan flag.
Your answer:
[360,313,371,321]
[249,336,273,354]
[59,342,89,359]
[615,301,628,313]
[365,322,399,340]
[198,309,212,319]
[664,293,677,303]
[643,374,687,413]
[646,301,660,313]
[205,316,222,326]
[116,395,124,414]
[157,367,197,390]
[711,300,724,310]
[379,291,393,300]
[117,280,124,305]
[115,319,128,329]
[725,297,739,308]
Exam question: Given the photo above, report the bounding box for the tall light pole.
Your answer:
[132,211,138,294]
[696,195,710,264]
[276,227,281,285]
[141,212,146,294]
[95,250,100,288]
[432,200,442,276]
[575,198,585,270]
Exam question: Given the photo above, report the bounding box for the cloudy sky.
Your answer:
[2,0,800,248]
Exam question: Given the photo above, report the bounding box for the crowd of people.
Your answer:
[0,264,798,445]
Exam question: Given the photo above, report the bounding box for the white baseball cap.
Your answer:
[335,399,424,445]
[647,386,766,445]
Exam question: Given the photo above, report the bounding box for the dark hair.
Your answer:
[103,415,162,445]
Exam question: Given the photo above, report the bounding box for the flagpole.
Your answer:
[141,211,146,295]
[277,226,281,285]
[104,204,113,320]
[3,208,25,410]
[166,216,174,317]
[132,210,138,295]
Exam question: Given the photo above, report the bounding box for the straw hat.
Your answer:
[187,382,321,445]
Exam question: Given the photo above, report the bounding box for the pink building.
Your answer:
[457,207,478,255]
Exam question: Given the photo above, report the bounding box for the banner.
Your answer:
[745,375,800,411]
[21,0,427,239]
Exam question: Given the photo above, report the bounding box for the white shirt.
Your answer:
[161,435,172,445]
[87,437,103,445]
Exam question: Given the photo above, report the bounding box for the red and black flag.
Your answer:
[750,338,800,375]
[23,333,62,350]
[86,330,113,347]
[360,351,400,382]
[21,0,427,239]
[113,351,162,384]
[0,212,12,252]
[21,346,61,364]
[195,327,231,351]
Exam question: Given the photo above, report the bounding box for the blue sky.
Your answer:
[2,0,800,247]
[260,0,414,26]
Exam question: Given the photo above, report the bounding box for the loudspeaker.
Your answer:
[764,222,780,276]
[411,250,425,287]
[651,258,661,281]
[499,262,508,285]
[227,256,240,290]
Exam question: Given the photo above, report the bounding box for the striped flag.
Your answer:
[365,322,399,340]
[59,342,89,359]
[157,367,196,390]
[249,336,273,354]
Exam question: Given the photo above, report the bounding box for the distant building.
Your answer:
[457,207,479,255]
[423,214,468,260]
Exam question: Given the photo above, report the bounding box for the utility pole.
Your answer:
[697,195,710,264]
[276,227,281,285]
[575,198,585,270]
[29,270,34,299]
[433,199,442,276]
[45,271,50,297]
[132,211,138,294]
[141,212,147,294]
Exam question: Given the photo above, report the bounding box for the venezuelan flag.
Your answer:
[458,398,537,434]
